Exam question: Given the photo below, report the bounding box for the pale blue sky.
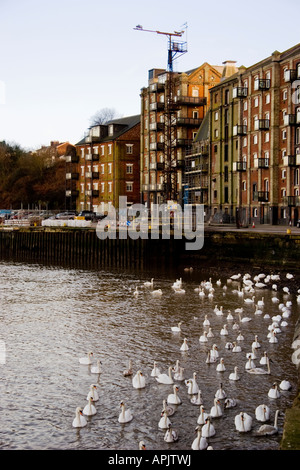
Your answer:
[0,0,299,150]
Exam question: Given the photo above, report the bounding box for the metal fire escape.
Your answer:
[134,25,188,203]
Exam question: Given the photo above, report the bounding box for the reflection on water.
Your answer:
[0,260,298,450]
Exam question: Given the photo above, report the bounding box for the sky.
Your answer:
[0,0,300,151]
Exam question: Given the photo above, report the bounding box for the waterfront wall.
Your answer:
[0,227,299,271]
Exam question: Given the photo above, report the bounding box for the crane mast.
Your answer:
[134,25,187,204]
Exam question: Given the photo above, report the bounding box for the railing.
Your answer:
[283,155,297,167]
[174,96,207,106]
[254,79,271,90]
[233,87,248,98]
[284,69,297,83]
[254,191,269,202]
[233,161,247,171]
[176,117,203,126]
[66,172,79,180]
[233,125,247,136]
[254,158,269,169]
[254,119,270,131]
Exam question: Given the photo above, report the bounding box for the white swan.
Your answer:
[206,350,216,364]
[256,410,280,436]
[164,425,178,442]
[255,404,270,422]
[235,412,252,432]
[161,399,175,417]
[151,361,161,378]
[207,328,214,338]
[171,322,182,333]
[79,351,93,365]
[257,297,264,307]
[83,397,97,416]
[132,370,146,389]
[224,398,237,409]
[227,310,234,321]
[220,324,228,336]
[190,390,203,405]
[87,384,99,402]
[238,313,252,323]
[191,426,208,450]
[229,366,240,381]
[259,351,269,365]
[247,356,271,375]
[210,344,219,360]
[199,331,208,343]
[268,382,280,399]
[156,366,174,385]
[123,359,133,377]
[245,355,256,370]
[203,315,210,326]
[216,357,226,372]
[269,330,278,343]
[252,335,261,349]
[244,296,255,304]
[72,407,87,428]
[91,359,102,374]
[247,346,258,359]
[158,410,171,430]
[232,342,242,353]
[151,289,162,297]
[279,380,292,391]
[118,401,133,423]
[210,398,223,417]
[215,383,226,400]
[167,385,182,405]
[139,441,146,450]
[201,417,216,437]
[173,366,185,381]
[133,286,139,297]
[236,331,245,341]
[180,338,189,351]
[144,278,154,288]
[185,373,199,394]
[197,405,209,425]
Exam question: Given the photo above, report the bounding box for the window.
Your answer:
[281,188,286,197]
[253,134,258,145]
[294,168,299,186]
[254,97,259,107]
[108,144,112,155]
[254,76,259,90]
[214,111,219,121]
[192,87,199,97]
[282,169,286,179]
[101,182,105,193]
[108,163,112,174]
[243,137,247,147]
[101,164,104,174]
[214,144,218,153]
[126,164,133,174]
[242,181,246,191]
[108,125,114,136]
[282,129,287,140]
[224,186,229,203]
[265,132,269,143]
[126,181,133,192]
[214,129,219,138]
[283,89,288,101]
[81,148,85,158]
[225,90,230,104]
[244,101,248,111]
[108,182,112,193]
[101,145,105,156]
[193,110,199,119]
[224,166,228,182]
[80,183,84,194]
[253,207,258,218]
[80,166,85,176]
[265,93,270,104]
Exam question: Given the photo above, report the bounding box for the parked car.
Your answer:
[55,212,77,220]
[77,211,106,222]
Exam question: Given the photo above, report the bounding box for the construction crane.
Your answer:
[133,25,187,72]
[134,24,188,204]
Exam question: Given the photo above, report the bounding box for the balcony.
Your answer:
[233,161,247,171]
[149,142,164,151]
[254,79,271,90]
[66,190,79,197]
[233,125,247,136]
[174,96,207,106]
[149,122,164,131]
[85,190,99,197]
[92,153,99,161]
[66,172,79,180]
[85,154,92,161]
[65,155,79,163]
[92,172,99,179]
[254,191,269,202]
[283,155,297,167]
[172,138,193,147]
[254,119,270,131]
[149,82,165,92]
[284,69,297,83]
[148,184,164,191]
[176,117,203,127]
[254,158,269,169]
[233,87,248,98]
[149,102,165,111]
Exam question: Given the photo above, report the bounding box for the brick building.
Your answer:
[71,115,140,214]
[140,63,224,209]
[209,44,300,226]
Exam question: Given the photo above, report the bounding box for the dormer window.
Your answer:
[108,125,114,136]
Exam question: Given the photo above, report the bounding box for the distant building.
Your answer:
[209,44,300,226]
[140,63,226,209]
[72,115,140,213]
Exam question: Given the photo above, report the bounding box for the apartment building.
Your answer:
[140,63,224,209]
[209,44,300,226]
[71,115,140,213]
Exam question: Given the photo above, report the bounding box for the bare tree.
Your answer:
[89,107,120,126]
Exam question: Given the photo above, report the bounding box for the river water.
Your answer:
[0,259,298,450]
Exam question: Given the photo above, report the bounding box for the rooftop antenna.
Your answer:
[133,24,188,71]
